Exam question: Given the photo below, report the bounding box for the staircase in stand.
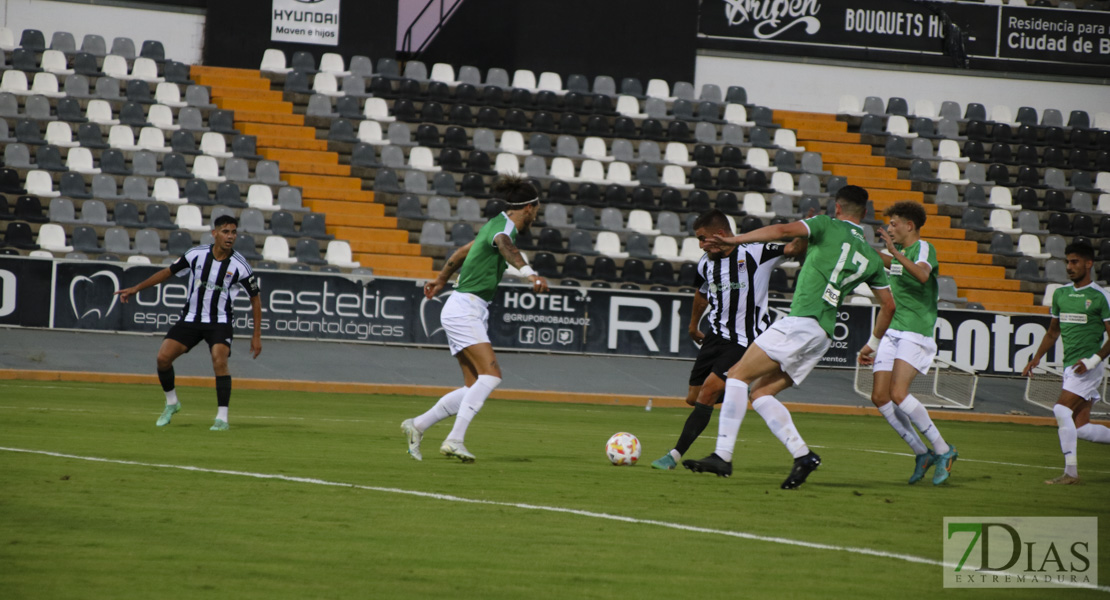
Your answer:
[189,65,437,280]
[772,110,1045,314]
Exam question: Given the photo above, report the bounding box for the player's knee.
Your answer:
[156,353,174,371]
[870,390,890,407]
[890,388,909,403]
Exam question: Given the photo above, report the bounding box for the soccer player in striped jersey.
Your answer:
[684,185,895,489]
[651,210,805,470]
[116,215,262,431]
[859,201,958,485]
[402,175,548,463]
[1022,241,1110,485]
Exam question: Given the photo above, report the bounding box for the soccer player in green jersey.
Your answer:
[401,175,548,463]
[1022,241,1110,485]
[684,185,896,489]
[859,201,958,485]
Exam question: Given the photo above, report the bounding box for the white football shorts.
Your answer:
[753,316,831,386]
[1062,362,1105,403]
[873,329,937,375]
[440,292,491,356]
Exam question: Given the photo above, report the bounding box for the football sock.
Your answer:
[714,380,749,462]
[215,375,231,422]
[1077,423,1110,444]
[158,368,177,405]
[446,375,500,442]
[752,395,809,459]
[413,387,468,432]
[1054,404,1079,478]
[673,403,713,458]
[897,395,949,455]
[878,401,927,455]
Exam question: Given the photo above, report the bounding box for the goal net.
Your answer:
[1023,364,1110,417]
[853,356,979,410]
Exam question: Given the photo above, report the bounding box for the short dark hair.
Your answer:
[213,215,239,230]
[835,185,868,217]
[491,174,539,208]
[692,209,732,234]
[1065,241,1095,261]
[884,201,926,231]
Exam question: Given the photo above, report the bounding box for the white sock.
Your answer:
[216,406,228,422]
[668,449,681,462]
[446,375,500,442]
[1054,404,1079,478]
[714,379,749,462]
[413,387,468,432]
[752,395,809,459]
[878,401,927,455]
[897,395,949,455]
[1077,423,1110,444]
[165,389,178,406]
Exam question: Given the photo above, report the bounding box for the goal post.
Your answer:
[853,355,979,410]
[1023,364,1110,417]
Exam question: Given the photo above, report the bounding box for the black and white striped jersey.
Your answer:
[695,243,786,346]
[169,245,260,325]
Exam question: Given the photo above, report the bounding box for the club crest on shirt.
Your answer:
[1086,299,1092,309]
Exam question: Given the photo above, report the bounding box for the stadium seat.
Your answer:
[262,236,296,264]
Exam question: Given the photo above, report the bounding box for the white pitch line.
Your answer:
[1,446,1107,593]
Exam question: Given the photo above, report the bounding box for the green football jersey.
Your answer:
[790,215,890,338]
[888,240,939,337]
[1051,283,1110,367]
[454,212,518,302]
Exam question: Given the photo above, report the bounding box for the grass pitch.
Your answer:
[1,379,1108,599]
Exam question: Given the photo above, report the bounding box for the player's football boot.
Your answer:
[932,447,958,485]
[440,439,475,463]
[682,453,732,477]
[401,418,423,461]
[1045,474,1080,485]
[156,402,180,427]
[908,450,937,484]
[209,419,229,431]
[651,453,677,470]
[781,451,821,489]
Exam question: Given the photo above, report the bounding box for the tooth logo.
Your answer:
[420,291,451,339]
[69,270,120,322]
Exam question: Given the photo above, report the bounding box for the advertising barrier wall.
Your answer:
[1,257,1061,375]
[699,0,1110,79]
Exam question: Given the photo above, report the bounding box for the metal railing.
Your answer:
[400,0,466,57]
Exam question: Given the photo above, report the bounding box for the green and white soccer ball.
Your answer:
[605,432,641,466]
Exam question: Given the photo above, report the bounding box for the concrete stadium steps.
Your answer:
[191,65,431,276]
[353,253,434,272]
[942,263,1006,279]
[963,289,1034,306]
[981,303,1050,315]
[259,149,351,177]
[936,251,994,265]
[949,276,1022,292]
[305,199,384,217]
[777,109,1041,314]
[329,226,409,243]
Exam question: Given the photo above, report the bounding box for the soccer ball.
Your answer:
[605,432,641,466]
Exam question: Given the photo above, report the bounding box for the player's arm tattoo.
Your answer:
[437,242,473,281]
[494,234,528,269]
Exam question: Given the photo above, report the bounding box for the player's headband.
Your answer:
[496,183,540,208]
